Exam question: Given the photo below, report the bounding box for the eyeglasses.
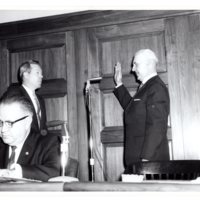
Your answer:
[0,115,29,129]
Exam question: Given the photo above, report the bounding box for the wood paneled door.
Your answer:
[2,32,78,160]
[86,19,170,181]
[8,33,67,122]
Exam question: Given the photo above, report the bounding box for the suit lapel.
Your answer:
[17,129,38,164]
[0,140,9,168]
[20,86,40,131]
[137,76,158,93]
[133,76,158,100]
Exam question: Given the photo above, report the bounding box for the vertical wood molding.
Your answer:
[65,31,78,160]
[0,41,9,96]
[87,28,104,181]
[165,13,200,159]
[165,18,185,159]
[75,29,89,181]
[180,14,200,159]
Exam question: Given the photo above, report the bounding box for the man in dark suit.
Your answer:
[113,49,170,168]
[0,93,60,182]
[7,60,47,135]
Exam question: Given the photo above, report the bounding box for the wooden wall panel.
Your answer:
[103,93,123,127]
[10,46,66,81]
[104,144,124,181]
[74,29,89,181]
[0,41,9,96]
[103,91,136,127]
[86,28,104,181]
[0,33,83,172]
[165,13,200,159]
[165,18,185,159]
[1,32,80,176]
[65,31,78,159]
[45,97,67,122]
[6,32,80,171]
[87,18,169,181]
[95,18,165,39]
[10,46,67,123]
[90,87,104,181]
[101,32,166,75]
[0,11,196,40]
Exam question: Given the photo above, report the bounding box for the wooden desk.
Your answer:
[0,182,64,191]
[63,181,200,192]
[1,181,200,191]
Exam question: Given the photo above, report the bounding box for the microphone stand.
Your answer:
[48,122,78,182]
[60,125,69,176]
[85,80,95,182]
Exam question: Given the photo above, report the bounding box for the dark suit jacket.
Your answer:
[0,129,61,182]
[114,75,170,167]
[6,84,47,134]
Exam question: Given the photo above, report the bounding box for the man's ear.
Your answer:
[23,71,29,80]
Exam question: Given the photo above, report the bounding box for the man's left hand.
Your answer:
[0,164,22,178]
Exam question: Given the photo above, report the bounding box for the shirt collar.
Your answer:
[22,84,35,96]
[142,72,157,85]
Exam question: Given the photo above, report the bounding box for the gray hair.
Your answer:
[17,60,40,84]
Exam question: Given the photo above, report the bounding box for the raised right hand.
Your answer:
[114,62,123,86]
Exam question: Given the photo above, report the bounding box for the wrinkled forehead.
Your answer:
[134,50,157,64]
[30,63,42,72]
[134,52,149,63]
[0,102,27,121]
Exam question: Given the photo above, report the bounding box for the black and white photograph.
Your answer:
[1,1,200,199]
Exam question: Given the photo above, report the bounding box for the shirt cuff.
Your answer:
[115,83,123,88]
[9,164,23,178]
[15,164,23,178]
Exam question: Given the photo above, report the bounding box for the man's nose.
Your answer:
[132,65,136,72]
[1,124,9,132]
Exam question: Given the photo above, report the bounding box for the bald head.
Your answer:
[132,49,158,82]
[135,49,158,68]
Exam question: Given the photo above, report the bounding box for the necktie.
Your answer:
[7,146,17,169]
[33,93,41,128]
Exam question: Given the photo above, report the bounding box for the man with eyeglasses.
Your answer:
[0,92,60,181]
[7,60,47,136]
[113,49,170,171]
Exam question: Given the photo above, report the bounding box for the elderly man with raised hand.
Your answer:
[0,92,60,182]
[113,49,170,169]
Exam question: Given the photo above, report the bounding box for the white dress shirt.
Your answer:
[22,84,38,113]
[7,132,29,178]
[141,72,157,85]
[22,84,41,127]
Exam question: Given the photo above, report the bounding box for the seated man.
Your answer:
[0,92,60,182]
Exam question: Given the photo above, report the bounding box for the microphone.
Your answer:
[85,77,102,93]
[85,77,102,94]
[60,122,69,176]
[88,77,102,83]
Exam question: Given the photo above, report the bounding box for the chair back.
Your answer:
[127,160,200,180]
